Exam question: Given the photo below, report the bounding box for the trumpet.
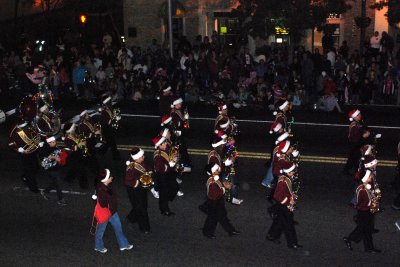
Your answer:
[139,172,154,188]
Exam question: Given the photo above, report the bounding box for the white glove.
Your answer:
[184,113,189,120]
[292,150,300,157]
[169,161,176,168]
[39,142,44,147]
[224,159,232,166]
[18,147,25,153]
[375,133,382,139]
[175,130,182,136]
[116,116,122,121]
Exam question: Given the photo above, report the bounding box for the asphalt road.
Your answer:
[1,100,400,266]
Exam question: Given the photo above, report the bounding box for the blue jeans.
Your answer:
[95,212,130,250]
[262,162,274,187]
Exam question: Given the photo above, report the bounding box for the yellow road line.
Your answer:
[116,145,397,167]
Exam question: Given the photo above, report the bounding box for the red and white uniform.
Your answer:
[273,175,293,206]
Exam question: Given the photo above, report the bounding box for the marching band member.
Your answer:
[343,109,381,175]
[273,99,291,133]
[214,103,229,131]
[78,110,101,152]
[262,123,288,189]
[99,96,121,160]
[125,147,152,233]
[8,118,43,193]
[208,133,242,205]
[202,163,240,239]
[39,136,68,205]
[63,123,91,189]
[266,162,301,249]
[159,85,174,117]
[153,136,179,216]
[170,97,191,168]
[344,169,381,253]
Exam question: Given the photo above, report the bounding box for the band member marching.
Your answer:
[214,103,229,132]
[343,109,381,175]
[266,162,301,249]
[153,136,179,216]
[202,163,240,239]
[273,99,292,133]
[125,147,153,233]
[99,96,121,160]
[8,118,42,193]
[170,97,191,168]
[63,123,91,189]
[344,169,382,253]
[39,136,69,205]
[159,85,174,117]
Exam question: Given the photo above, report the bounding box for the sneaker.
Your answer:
[94,248,107,253]
[151,188,159,199]
[120,244,133,251]
[57,199,67,206]
[41,191,50,201]
[395,220,400,231]
[176,178,183,184]
[261,182,267,187]
[177,191,184,197]
[231,198,243,205]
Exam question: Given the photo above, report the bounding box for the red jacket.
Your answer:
[273,176,292,206]
[206,177,225,200]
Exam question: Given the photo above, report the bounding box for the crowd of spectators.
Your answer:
[0,30,400,112]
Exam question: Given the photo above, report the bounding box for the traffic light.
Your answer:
[80,14,87,24]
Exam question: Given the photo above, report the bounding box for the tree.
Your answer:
[371,0,400,28]
[232,0,353,42]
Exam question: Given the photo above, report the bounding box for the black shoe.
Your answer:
[229,230,240,236]
[161,211,175,216]
[266,234,281,244]
[142,230,151,235]
[372,228,380,234]
[203,233,216,239]
[365,248,381,254]
[293,220,299,225]
[288,244,302,249]
[343,237,352,251]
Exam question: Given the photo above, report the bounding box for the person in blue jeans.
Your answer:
[95,169,133,253]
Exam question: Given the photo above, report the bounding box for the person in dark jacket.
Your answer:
[94,169,133,253]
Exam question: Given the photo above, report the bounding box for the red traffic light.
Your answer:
[80,15,87,24]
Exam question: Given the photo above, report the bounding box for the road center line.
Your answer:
[121,113,400,130]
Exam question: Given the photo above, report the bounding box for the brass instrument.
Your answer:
[9,123,41,154]
[41,149,62,170]
[35,110,61,136]
[94,122,103,142]
[139,172,154,188]
[111,108,121,130]
[169,145,182,172]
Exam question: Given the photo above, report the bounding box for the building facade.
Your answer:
[123,0,396,53]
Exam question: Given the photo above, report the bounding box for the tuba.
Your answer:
[139,172,154,188]
[35,110,61,136]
